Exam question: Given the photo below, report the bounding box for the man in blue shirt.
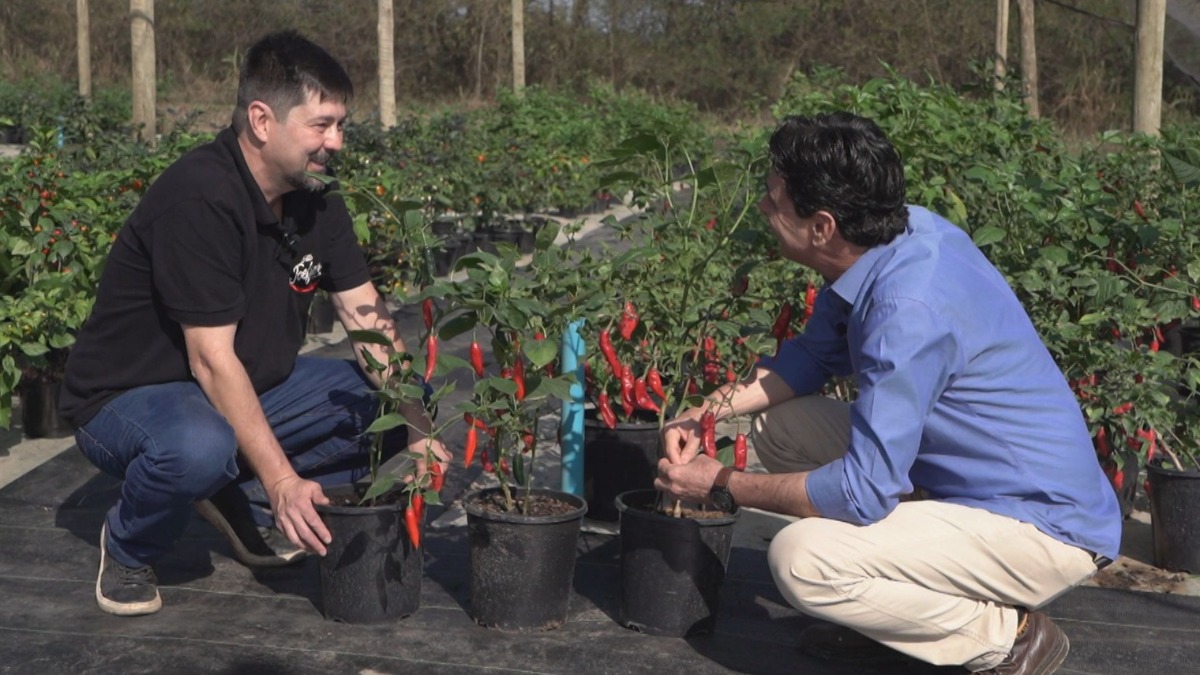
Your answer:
[659,112,1121,674]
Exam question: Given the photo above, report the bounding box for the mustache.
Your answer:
[310,150,333,166]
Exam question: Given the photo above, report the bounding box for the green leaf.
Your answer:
[971,226,1006,247]
[525,338,558,368]
[9,240,34,256]
[1038,246,1070,266]
[348,329,392,346]
[19,342,49,357]
[531,377,574,400]
[438,313,478,341]
[360,474,397,504]
[1077,313,1105,326]
[366,412,409,434]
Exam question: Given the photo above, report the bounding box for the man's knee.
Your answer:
[147,415,239,496]
[768,518,853,612]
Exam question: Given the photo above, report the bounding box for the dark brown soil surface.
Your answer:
[470,491,579,517]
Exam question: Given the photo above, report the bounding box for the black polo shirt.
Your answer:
[60,127,371,428]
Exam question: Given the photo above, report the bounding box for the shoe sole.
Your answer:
[1036,635,1070,675]
[96,524,162,617]
[194,500,307,568]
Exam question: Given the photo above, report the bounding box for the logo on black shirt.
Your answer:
[290,254,323,293]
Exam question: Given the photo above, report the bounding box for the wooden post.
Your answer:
[994,0,1008,90]
[76,0,91,99]
[130,0,156,146]
[378,0,395,128]
[1016,0,1038,118]
[512,0,526,93]
[1134,0,1166,137]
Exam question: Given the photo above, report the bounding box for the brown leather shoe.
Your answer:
[975,611,1069,674]
[798,621,916,664]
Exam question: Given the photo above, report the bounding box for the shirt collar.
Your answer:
[217,127,280,229]
[828,214,914,306]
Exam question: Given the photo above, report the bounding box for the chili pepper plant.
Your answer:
[436,221,586,515]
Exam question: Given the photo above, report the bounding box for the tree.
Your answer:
[1134,0,1166,136]
[379,0,395,127]
[130,0,155,146]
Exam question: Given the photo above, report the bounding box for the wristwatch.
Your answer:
[709,466,737,513]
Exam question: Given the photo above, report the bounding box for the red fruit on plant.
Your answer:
[1132,200,1148,221]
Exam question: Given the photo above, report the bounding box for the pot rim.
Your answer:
[615,488,739,525]
[1146,461,1200,478]
[314,483,407,515]
[463,486,587,524]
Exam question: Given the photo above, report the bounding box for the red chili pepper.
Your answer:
[701,412,717,458]
[804,283,817,321]
[598,392,618,429]
[430,462,445,492]
[470,341,485,377]
[771,302,792,353]
[1192,296,1200,312]
[733,433,748,471]
[404,505,421,548]
[464,427,478,468]
[686,378,700,396]
[725,367,737,383]
[422,298,434,330]
[424,335,438,381]
[513,358,527,401]
[633,378,661,413]
[619,301,639,341]
[620,364,637,414]
[1095,427,1111,458]
[412,492,425,523]
[647,368,665,399]
[1111,468,1125,491]
[1133,200,1148,221]
[482,448,495,473]
[1112,402,1133,416]
[522,429,536,453]
[599,329,622,378]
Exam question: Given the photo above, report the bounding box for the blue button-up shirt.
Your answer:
[759,206,1122,560]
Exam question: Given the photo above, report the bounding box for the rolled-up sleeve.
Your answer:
[805,297,959,524]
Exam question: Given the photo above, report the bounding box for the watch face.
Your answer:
[710,488,734,513]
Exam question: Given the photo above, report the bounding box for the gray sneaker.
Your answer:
[96,523,162,616]
[195,483,307,567]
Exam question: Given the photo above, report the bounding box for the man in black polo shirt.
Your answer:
[60,30,449,616]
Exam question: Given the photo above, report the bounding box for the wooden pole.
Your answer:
[130,0,156,146]
[1134,0,1166,137]
[378,0,395,127]
[76,0,91,99]
[512,0,526,93]
[994,0,1009,90]
[1016,0,1038,118]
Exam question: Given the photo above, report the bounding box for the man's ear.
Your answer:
[244,101,273,144]
[811,210,838,247]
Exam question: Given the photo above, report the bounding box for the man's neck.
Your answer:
[236,133,287,211]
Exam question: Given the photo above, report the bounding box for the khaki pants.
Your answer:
[753,396,1098,670]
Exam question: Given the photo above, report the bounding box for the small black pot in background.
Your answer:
[1147,461,1200,573]
[314,485,423,623]
[464,487,587,632]
[583,410,660,522]
[307,292,336,334]
[19,376,73,439]
[616,489,738,637]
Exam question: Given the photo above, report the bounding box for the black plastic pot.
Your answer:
[583,411,661,522]
[19,377,72,439]
[463,487,587,631]
[616,489,738,637]
[314,485,422,623]
[432,234,469,276]
[1147,462,1200,573]
[307,292,336,334]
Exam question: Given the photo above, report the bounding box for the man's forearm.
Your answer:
[191,353,295,489]
[728,470,823,519]
[703,367,796,421]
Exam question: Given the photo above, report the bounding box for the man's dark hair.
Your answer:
[232,30,353,133]
[768,112,908,248]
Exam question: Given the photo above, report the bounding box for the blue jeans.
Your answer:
[76,357,404,568]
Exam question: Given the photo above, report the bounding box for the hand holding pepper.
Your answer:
[660,406,709,465]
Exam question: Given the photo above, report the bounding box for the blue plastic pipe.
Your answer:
[560,318,586,495]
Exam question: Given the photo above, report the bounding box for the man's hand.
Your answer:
[654,454,725,505]
[411,436,452,481]
[661,406,706,464]
[267,475,332,556]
